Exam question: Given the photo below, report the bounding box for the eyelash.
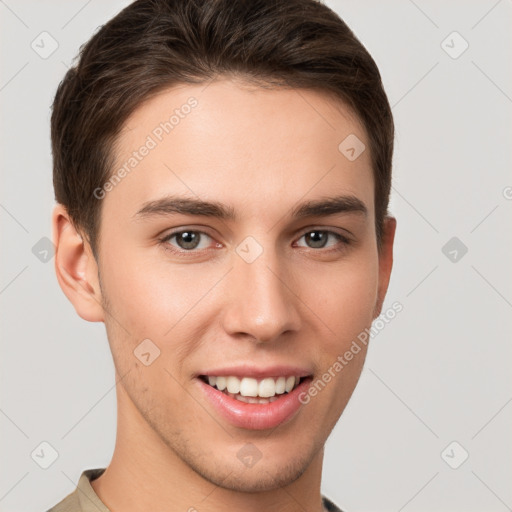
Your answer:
[158,228,352,257]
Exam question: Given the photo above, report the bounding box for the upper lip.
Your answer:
[197,365,313,379]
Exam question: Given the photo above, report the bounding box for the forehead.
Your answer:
[104,79,374,224]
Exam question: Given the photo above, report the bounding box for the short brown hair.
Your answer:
[51,0,394,260]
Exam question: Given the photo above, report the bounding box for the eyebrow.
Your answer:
[133,194,368,222]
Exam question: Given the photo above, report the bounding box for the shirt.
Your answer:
[46,467,343,512]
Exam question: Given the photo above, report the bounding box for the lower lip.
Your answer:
[198,377,312,430]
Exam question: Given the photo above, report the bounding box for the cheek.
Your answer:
[99,246,219,373]
[304,254,379,352]
[100,247,195,330]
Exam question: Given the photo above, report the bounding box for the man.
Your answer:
[48,0,396,510]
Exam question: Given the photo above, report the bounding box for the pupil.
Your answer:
[307,231,327,248]
[178,231,199,249]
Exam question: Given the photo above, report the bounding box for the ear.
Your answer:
[373,216,397,318]
[52,203,105,322]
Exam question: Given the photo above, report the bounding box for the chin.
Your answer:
[192,451,315,493]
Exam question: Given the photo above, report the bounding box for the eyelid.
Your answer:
[297,225,353,239]
[160,225,351,242]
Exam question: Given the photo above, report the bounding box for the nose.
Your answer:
[220,244,302,344]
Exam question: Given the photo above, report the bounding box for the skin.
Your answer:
[52,78,396,512]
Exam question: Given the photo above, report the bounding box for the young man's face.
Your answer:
[55,78,395,492]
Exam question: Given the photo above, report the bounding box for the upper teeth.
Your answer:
[207,375,299,397]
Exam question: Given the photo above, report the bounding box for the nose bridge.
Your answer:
[221,235,301,343]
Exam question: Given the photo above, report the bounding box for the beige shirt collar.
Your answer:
[75,468,109,512]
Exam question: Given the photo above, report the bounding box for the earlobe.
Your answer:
[52,203,105,323]
[373,216,397,319]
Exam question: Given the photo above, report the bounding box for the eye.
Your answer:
[158,228,352,257]
[295,229,351,251]
[159,230,216,253]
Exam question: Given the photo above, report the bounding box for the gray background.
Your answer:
[1,1,511,511]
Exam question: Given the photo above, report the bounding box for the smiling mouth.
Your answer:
[199,375,308,404]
